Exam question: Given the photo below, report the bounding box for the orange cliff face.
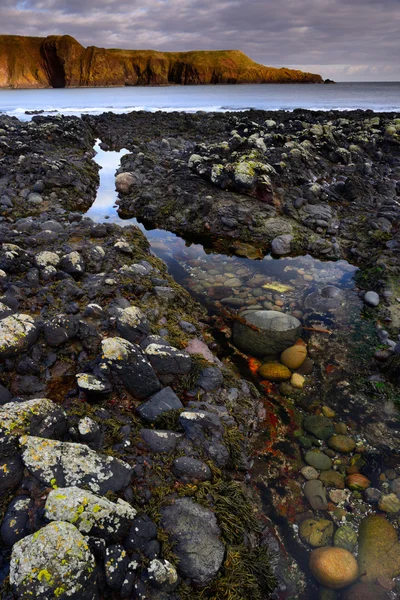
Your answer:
[0,34,324,88]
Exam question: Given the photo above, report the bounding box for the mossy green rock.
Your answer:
[334,525,357,552]
[10,521,97,599]
[299,518,334,547]
[258,362,292,381]
[305,451,332,471]
[327,435,356,453]
[319,470,345,489]
[303,415,335,441]
[358,515,400,583]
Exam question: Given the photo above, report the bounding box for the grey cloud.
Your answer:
[0,0,399,80]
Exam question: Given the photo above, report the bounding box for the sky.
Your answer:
[1,0,399,81]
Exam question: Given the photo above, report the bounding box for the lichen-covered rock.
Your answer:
[35,251,60,268]
[43,314,79,347]
[0,398,67,439]
[104,544,129,591]
[76,373,112,399]
[160,498,225,585]
[20,436,133,495]
[143,342,192,378]
[0,455,23,499]
[1,496,33,547]
[116,306,150,344]
[0,314,39,359]
[60,251,85,276]
[45,486,135,538]
[232,310,301,356]
[147,558,179,591]
[100,337,160,399]
[10,521,98,600]
[0,243,32,273]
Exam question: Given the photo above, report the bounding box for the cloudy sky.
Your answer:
[2,0,399,81]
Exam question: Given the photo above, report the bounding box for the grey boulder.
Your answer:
[160,498,225,585]
[232,310,301,356]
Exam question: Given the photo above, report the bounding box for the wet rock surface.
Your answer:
[1,109,400,600]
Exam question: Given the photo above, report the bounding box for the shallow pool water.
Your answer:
[89,142,360,330]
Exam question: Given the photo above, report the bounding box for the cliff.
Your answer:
[0,34,323,88]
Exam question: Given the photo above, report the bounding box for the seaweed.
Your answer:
[178,545,276,600]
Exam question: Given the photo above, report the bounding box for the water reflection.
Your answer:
[89,142,359,331]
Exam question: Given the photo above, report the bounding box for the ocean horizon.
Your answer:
[0,81,399,120]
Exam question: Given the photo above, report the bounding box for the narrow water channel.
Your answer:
[89,142,396,599]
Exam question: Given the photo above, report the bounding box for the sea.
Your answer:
[0,82,399,120]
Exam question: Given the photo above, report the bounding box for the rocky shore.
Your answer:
[0,109,400,600]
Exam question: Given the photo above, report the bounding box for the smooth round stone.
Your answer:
[363,487,381,505]
[301,466,319,480]
[258,363,291,381]
[296,357,314,375]
[281,344,307,369]
[291,373,305,389]
[358,515,400,583]
[378,493,400,514]
[305,451,332,471]
[364,291,380,307]
[310,547,359,589]
[346,474,371,491]
[303,415,335,441]
[334,525,357,552]
[299,518,334,547]
[319,470,345,489]
[232,310,302,357]
[329,489,348,504]
[271,234,293,256]
[304,480,328,510]
[390,478,400,497]
[279,381,296,397]
[342,582,389,600]
[322,406,336,418]
[327,435,356,454]
[334,422,347,435]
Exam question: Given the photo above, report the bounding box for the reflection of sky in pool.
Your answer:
[88,142,360,326]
